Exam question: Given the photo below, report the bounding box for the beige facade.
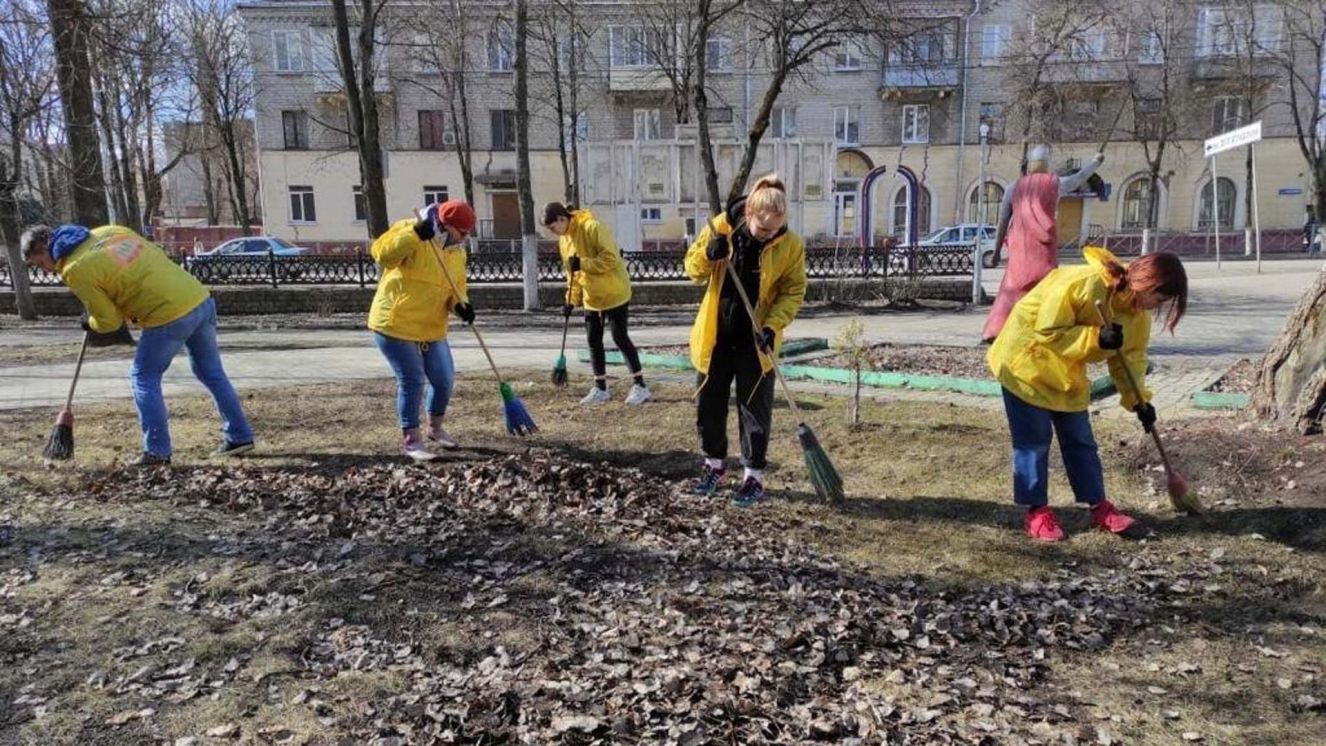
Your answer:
[238,0,1316,247]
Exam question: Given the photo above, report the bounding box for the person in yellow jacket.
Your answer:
[368,200,476,461]
[21,224,254,465]
[988,246,1188,541]
[542,202,650,406]
[684,174,807,508]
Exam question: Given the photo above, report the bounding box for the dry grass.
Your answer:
[1,374,1322,744]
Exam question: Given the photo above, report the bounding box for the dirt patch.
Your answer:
[817,343,989,378]
[1208,358,1257,394]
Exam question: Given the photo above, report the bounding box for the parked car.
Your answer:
[890,224,998,272]
[185,237,311,282]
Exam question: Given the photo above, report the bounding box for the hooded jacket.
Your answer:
[988,246,1152,412]
[559,209,631,312]
[55,225,208,332]
[367,218,468,342]
[684,200,807,375]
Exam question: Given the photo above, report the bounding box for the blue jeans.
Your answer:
[1001,388,1105,507]
[373,333,454,430]
[131,298,253,456]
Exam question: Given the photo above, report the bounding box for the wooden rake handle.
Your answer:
[1093,299,1174,471]
[63,331,91,411]
[718,255,805,424]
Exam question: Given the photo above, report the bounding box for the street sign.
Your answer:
[1205,121,1263,157]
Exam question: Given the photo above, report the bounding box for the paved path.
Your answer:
[0,259,1318,413]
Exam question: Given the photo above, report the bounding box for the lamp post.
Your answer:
[973,122,991,305]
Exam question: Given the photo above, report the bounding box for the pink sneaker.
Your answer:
[1090,500,1136,534]
[1025,506,1065,542]
[402,432,438,462]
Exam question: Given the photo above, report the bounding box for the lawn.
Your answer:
[1,374,1322,743]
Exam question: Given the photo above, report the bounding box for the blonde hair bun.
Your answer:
[746,172,788,219]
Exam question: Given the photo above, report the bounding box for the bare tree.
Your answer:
[530,0,593,204]
[329,0,389,238]
[181,0,257,228]
[514,0,539,309]
[0,0,53,319]
[409,0,477,206]
[46,0,109,225]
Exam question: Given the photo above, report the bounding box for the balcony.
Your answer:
[1190,55,1279,81]
[609,68,673,93]
[1042,60,1128,85]
[880,63,959,96]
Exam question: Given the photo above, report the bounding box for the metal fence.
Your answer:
[1,243,977,290]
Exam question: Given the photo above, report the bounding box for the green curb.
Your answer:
[578,337,828,369]
[1191,391,1250,410]
[778,363,1118,401]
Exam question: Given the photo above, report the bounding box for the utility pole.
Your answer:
[514,0,540,310]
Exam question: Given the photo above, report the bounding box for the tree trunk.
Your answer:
[0,152,38,320]
[1252,273,1326,434]
[726,69,786,208]
[331,0,389,239]
[514,0,539,310]
[200,146,218,225]
[851,367,861,426]
[47,0,108,226]
[692,13,722,216]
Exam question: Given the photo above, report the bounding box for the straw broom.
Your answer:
[43,331,91,461]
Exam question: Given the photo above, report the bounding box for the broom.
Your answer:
[551,269,574,387]
[431,238,538,436]
[719,258,844,503]
[1093,299,1200,514]
[43,331,91,461]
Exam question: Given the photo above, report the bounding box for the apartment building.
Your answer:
[238,0,1313,248]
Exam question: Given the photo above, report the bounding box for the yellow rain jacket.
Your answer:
[57,226,208,332]
[988,246,1153,412]
[559,210,631,311]
[684,212,808,375]
[367,219,468,343]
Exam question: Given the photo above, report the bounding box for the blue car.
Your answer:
[185,237,310,282]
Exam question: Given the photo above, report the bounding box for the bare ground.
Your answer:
[0,377,1322,744]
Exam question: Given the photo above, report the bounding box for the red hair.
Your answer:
[1105,252,1188,333]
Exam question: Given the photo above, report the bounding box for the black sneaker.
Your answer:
[731,477,766,508]
[692,464,725,496]
[211,441,255,458]
[129,452,171,467]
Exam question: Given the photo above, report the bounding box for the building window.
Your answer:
[1068,99,1100,118]
[633,108,661,140]
[1198,177,1236,230]
[419,110,447,150]
[352,185,366,222]
[980,24,1009,64]
[902,105,930,144]
[772,107,797,138]
[423,185,449,206]
[1139,29,1164,64]
[1196,5,1281,57]
[488,24,514,72]
[564,110,589,149]
[1067,25,1108,61]
[289,185,316,223]
[272,30,304,72]
[834,106,859,146]
[706,37,732,71]
[891,27,949,66]
[1136,97,1163,139]
[1120,178,1154,230]
[490,109,516,150]
[708,107,733,124]
[892,185,932,238]
[640,207,662,223]
[978,102,1004,141]
[968,182,1004,225]
[609,26,651,68]
[1211,96,1247,134]
[834,190,857,236]
[834,38,863,71]
[282,110,308,150]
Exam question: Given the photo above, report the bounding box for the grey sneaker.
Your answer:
[579,387,611,405]
[211,441,254,458]
[624,384,652,405]
[129,452,172,467]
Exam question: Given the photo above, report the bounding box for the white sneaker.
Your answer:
[580,387,611,405]
[402,433,438,462]
[624,384,652,405]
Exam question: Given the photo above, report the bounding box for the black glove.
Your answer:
[562,303,574,319]
[568,256,581,273]
[706,234,729,261]
[413,204,438,241]
[1098,323,1124,351]
[82,315,136,347]
[1133,402,1157,434]
[455,302,475,324]
[758,327,776,353]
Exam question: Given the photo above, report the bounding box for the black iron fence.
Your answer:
[2,243,978,290]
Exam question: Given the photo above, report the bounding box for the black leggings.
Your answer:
[586,303,644,387]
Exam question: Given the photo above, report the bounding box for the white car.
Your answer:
[916,224,999,268]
